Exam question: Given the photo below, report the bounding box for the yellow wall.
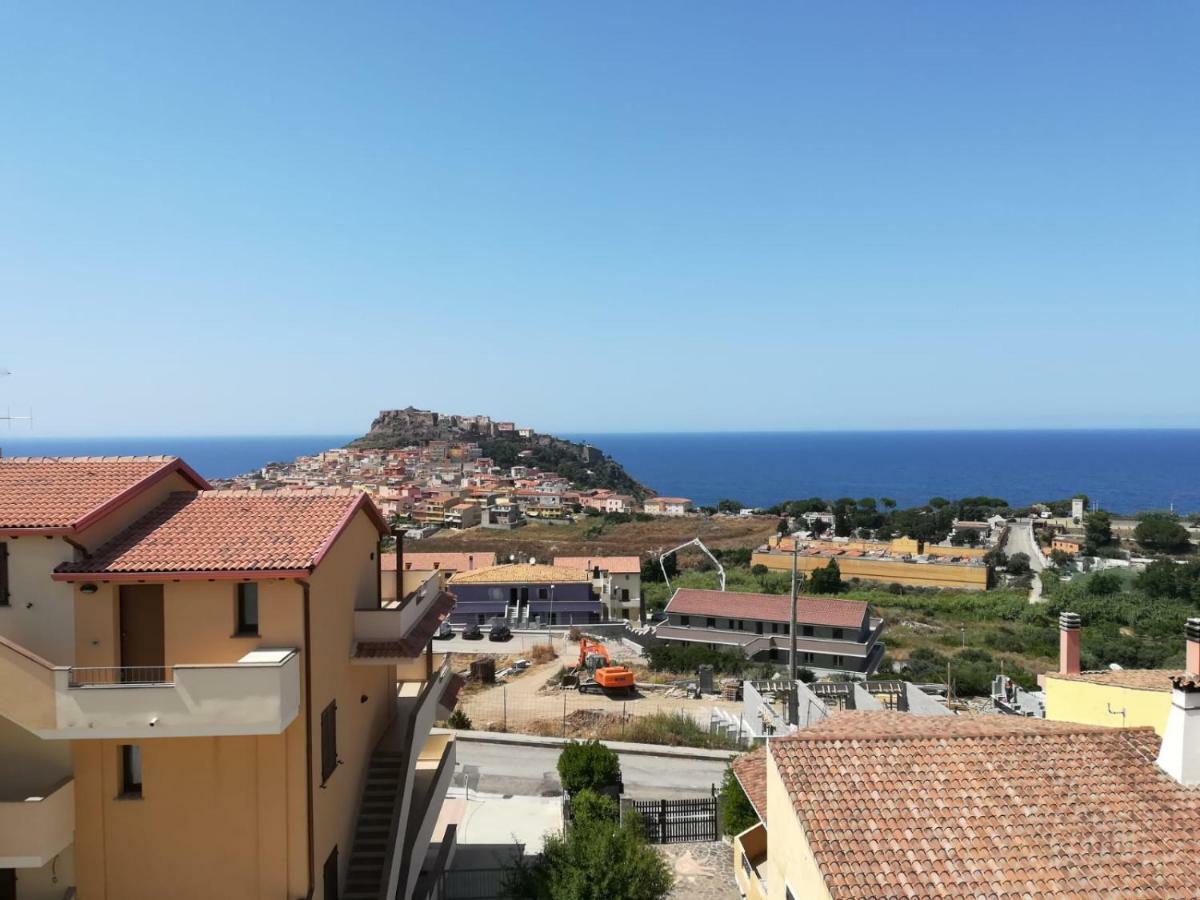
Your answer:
[764,750,832,900]
[1043,677,1173,736]
[70,507,393,900]
[752,551,989,590]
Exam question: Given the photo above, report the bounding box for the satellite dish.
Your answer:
[529,557,537,565]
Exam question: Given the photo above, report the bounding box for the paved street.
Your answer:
[433,629,584,655]
[453,737,729,800]
[1003,519,1044,571]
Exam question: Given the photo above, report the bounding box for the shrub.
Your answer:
[809,559,844,594]
[447,709,473,730]
[557,740,621,795]
[720,766,759,836]
[645,643,749,676]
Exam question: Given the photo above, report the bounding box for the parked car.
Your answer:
[488,619,512,641]
[462,622,483,640]
[433,620,454,640]
[648,610,668,623]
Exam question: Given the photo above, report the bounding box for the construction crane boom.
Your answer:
[658,537,725,591]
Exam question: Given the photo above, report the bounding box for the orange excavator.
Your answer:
[576,638,635,696]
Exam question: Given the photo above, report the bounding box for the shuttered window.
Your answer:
[0,542,9,605]
[320,701,338,783]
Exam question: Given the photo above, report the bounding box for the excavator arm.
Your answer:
[657,537,726,591]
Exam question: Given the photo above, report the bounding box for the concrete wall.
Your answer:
[1044,677,1171,736]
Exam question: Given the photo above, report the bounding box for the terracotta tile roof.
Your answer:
[381,551,496,573]
[0,456,208,532]
[731,746,768,825]
[646,497,691,505]
[770,711,1200,898]
[447,563,588,585]
[553,556,642,575]
[55,490,386,578]
[354,591,456,659]
[1044,668,1179,692]
[665,588,867,629]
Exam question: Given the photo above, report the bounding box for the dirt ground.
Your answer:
[455,639,745,733]
[415,514,777,558]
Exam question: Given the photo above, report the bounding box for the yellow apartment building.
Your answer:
[1,457,458,900]
[752,536,990,590]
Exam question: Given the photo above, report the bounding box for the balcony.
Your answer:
[732,822,768,900]
[354,574,455,663]
[0,777,74,868]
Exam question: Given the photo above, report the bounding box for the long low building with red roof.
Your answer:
[655,587,884,675]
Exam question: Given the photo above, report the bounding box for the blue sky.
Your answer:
[1,3,1196,436]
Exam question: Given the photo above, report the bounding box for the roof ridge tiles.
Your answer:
[0,454,179,463]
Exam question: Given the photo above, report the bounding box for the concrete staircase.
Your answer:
[342,749,406,900]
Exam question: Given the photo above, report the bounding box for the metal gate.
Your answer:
[623,796,719,844]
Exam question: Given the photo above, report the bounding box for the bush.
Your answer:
[645,643,750,676]
[447,708,473,730]
[500,788,673,900]
[809,559,844,594]
[720,766,759,836]
[557,740,621,795]
[622,712,740,750]
[1007,553,1031,575]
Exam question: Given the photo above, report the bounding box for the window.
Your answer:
[782,624,789,635]
[0,541,8,605]
[680,615,690,626]
[832,628,844,640]
[755,622,762,634]
[538,587,548,600]
[802,625,814,637]
[727,619,734,630]
[803,652,815,663]
[706,617,716,628]
[120,745,142,798]
[833,655,845,667]
[320,701,338,783]
[323,846,339,900]
[770,622,778,634]
[235,583,259,635]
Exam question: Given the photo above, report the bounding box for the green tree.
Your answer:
[716,498,745,514]
[1085,511,1114,551]
[776,517,790,535]
[501,790,673,900]
[1007,552,1031,576]
[881,497,897,509]
[557,740,621,795]
[808,559,843,594]
[1049,549,1074,569]
[1134,513,1192,553]
[720,766,759,836]
[809,518,830,538]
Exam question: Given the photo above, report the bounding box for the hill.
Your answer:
[347,407,651,497]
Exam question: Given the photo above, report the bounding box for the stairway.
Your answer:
[343,750,406,900]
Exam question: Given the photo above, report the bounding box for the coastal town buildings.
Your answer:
[656,588,885,675]
[752,536,990,591]
[642,497,693,517]
[446,563,601,626]
[553,556,642,621]
[729,708,1200,899]
[0,456,456,900]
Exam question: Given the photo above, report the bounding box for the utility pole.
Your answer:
[788,535,799,724]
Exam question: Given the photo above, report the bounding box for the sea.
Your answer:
[3,430,1198,515]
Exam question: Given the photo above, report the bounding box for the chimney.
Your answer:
[1157,623,1200,784]
[468,554,474,570]
[1059,611,1081,675]
[1188,617,1200,676]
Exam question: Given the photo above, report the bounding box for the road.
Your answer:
[1003,519,1044,572]
[452,738,729,799]
[433,629,595,655]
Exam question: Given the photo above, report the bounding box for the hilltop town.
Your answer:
[213,406,673,534]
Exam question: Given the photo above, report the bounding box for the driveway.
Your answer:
[1003,519,1045,572]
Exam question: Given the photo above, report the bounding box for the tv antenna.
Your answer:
[0,368,34,429]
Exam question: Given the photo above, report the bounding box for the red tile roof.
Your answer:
[381,551,497,573]
[665,588,867,628]
[0,456,208,533]
[731,745,768,825]
[55,490,386,579]
[770,711,1200,897]
[553,556,642,575]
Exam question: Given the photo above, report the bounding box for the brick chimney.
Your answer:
[1059,611,1081,675]
[1156,620,1200,785]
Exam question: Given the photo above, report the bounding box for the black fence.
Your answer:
[623,796,719,844]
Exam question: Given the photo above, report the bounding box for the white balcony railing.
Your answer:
[0,777,74,868]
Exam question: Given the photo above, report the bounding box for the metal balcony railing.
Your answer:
[67,666,174,687]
